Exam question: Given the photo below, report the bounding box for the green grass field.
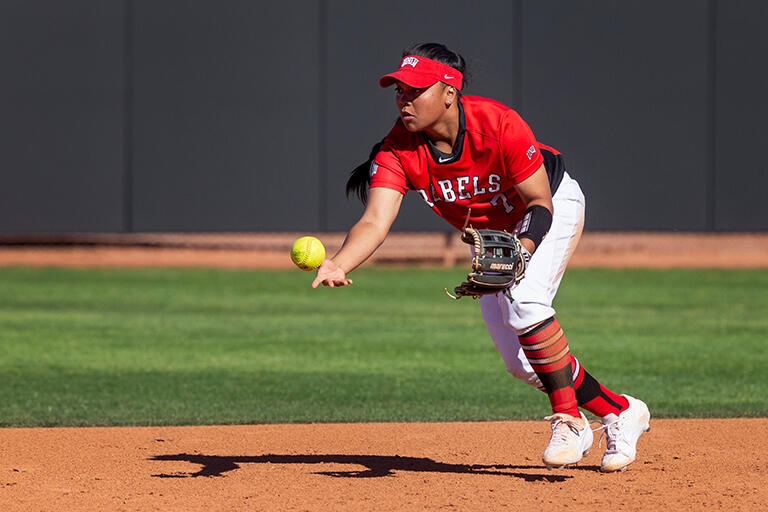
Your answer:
[1,266,765,427]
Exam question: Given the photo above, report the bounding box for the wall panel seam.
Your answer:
[707,0,717,231]
[318,0,328,231]
[122,0,134,233]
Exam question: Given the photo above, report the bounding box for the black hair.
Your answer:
[345,42,468,204]
[402,42,469,90]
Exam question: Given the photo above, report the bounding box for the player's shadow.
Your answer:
[150,453,595,482]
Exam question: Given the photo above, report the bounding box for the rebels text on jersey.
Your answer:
[370,95,560,231]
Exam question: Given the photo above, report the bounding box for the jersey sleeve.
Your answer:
[500,110,544,184]
[369,142,408,194]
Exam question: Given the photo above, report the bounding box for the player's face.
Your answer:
[394,81,448,132]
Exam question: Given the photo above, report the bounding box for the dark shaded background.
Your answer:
[1,0,765,233]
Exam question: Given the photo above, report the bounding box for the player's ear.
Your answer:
[444,85,457,107]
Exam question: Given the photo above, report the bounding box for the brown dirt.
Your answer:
[1,233,766,510]
[1,419,766,511]
[0,231,767,269]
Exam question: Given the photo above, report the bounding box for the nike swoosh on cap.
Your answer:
[444,74,455,79]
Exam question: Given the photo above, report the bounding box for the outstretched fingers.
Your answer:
[312,260,353,289]
[312,277,353,288]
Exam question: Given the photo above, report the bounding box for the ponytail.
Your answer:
[346,139,384,204]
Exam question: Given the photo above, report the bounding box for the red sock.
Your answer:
[570,357,629,417]
[518,318,579,417]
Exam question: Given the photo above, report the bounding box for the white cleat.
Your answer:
[599,394,651,473]
[542,411,593,469]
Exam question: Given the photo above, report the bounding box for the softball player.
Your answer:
[313,43,650,472]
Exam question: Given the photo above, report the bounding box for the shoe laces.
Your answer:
[544,413,585,446]
[591,418,622,450]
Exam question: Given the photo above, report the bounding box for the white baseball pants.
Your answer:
[478,172,585,389]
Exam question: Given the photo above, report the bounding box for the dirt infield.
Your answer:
[1,231,767,268]
[1,419,766,511]
[2,232,766,511]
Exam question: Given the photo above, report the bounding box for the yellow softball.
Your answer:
[290,236,326,271]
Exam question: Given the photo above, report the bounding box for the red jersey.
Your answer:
[370,95,562,231]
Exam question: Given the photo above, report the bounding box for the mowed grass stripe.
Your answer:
[0,266,765,427]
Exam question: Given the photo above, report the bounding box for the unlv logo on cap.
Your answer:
[401,56,419,68]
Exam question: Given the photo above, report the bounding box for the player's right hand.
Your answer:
[312,259,353,289]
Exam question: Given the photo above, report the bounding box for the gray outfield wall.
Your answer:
[1,0,766,233]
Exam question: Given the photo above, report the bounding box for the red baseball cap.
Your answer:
[379,55,463,91]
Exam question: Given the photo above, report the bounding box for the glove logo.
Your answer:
[446,227,528,300]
